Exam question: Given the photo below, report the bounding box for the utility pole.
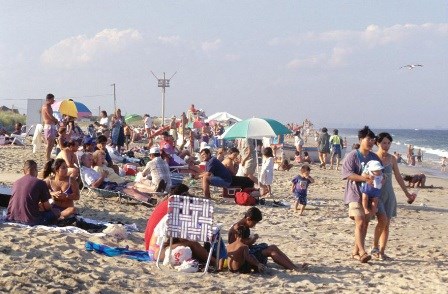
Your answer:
[151,71,177,126]
[111,83,116,113]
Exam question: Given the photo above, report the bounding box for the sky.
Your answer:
[1,1,447,129]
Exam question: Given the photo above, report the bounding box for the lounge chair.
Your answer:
[78,168,122,198]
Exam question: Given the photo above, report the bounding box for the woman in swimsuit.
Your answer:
[43,158,80,219]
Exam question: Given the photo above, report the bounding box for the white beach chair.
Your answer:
[156,195,219,274]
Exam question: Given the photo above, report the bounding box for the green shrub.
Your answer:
[0,111,26,131]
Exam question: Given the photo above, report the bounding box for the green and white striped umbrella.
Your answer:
[221,117,291,139]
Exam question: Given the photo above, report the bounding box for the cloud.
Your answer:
[329,47,353,66]
[286,54,326,69]
[41,28,142,69]
[201,39,222,52]
[224,54,241,61]
[278,23,448,69]
[157,35,180,45]
[271,23,448,47]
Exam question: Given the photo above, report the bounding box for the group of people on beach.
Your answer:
[4,93,437,273]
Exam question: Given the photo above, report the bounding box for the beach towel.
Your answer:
[0,215,139,235]
[85,241,151,262]
[32,124,43,153]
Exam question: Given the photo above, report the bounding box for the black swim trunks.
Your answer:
[249,243,268,265]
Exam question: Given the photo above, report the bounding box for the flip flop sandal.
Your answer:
[379,253,392,261]
[359,252,372,263]
[351,253,360,260]
[371,247,380,259]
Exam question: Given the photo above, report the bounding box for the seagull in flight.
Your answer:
[400,64,423,70]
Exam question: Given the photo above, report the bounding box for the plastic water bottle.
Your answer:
[147,250,155,261]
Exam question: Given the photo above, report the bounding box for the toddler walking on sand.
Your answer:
[360,160,384,216]
[291,165,314,215]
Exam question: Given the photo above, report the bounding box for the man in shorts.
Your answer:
[329,129,343,170]
[198,148,232,199]
[238,138,258,184]
[41,93,59,161]
[228,207,308,271]
[342,126,380,263]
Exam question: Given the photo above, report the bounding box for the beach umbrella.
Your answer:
[221,118,291,174]
[221,117,292,140]
[205,112,242,123]
[125,114,143,124]
[52,99,92,118]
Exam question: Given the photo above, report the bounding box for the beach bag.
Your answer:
[163,246,192,266]
[123,164,137,176]
[235,191,257,206]
[103,224,128,240]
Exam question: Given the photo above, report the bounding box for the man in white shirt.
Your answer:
[135,147,171,193]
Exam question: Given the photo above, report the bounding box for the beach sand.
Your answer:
[1,146,447,293]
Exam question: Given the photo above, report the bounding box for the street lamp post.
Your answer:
[151,71,176,126]
[111,83,117,113]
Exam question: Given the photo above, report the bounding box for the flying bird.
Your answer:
[400,64,423,70]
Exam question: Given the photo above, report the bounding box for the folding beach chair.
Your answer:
[156,195,220,274]
[78,164,122,198]
[75,153,119,197]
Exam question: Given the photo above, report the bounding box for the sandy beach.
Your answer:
[1,145,447,293]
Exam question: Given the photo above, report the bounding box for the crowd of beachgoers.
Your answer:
[0,94,447,292]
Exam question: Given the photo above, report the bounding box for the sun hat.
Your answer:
[366,160,384,172]
[149,147,161,154]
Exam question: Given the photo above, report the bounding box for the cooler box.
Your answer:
[123,164,137,176]
[222,187,242,198]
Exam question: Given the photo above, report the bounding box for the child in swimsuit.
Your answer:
[360,160,384,216]
[227,225,266,274]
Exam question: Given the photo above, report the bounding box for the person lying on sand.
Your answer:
[227,225,267,274]
[228,207,308,272]
[402,173,433,188]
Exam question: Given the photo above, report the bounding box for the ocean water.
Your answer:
[338,128,448,179]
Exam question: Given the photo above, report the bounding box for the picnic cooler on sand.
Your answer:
[222,187,242,198]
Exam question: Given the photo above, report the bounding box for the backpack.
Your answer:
[235,191,257,206]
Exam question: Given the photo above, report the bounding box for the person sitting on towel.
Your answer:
[6,160,59,226]
[42,158,80,220]
[134,147,171,193]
